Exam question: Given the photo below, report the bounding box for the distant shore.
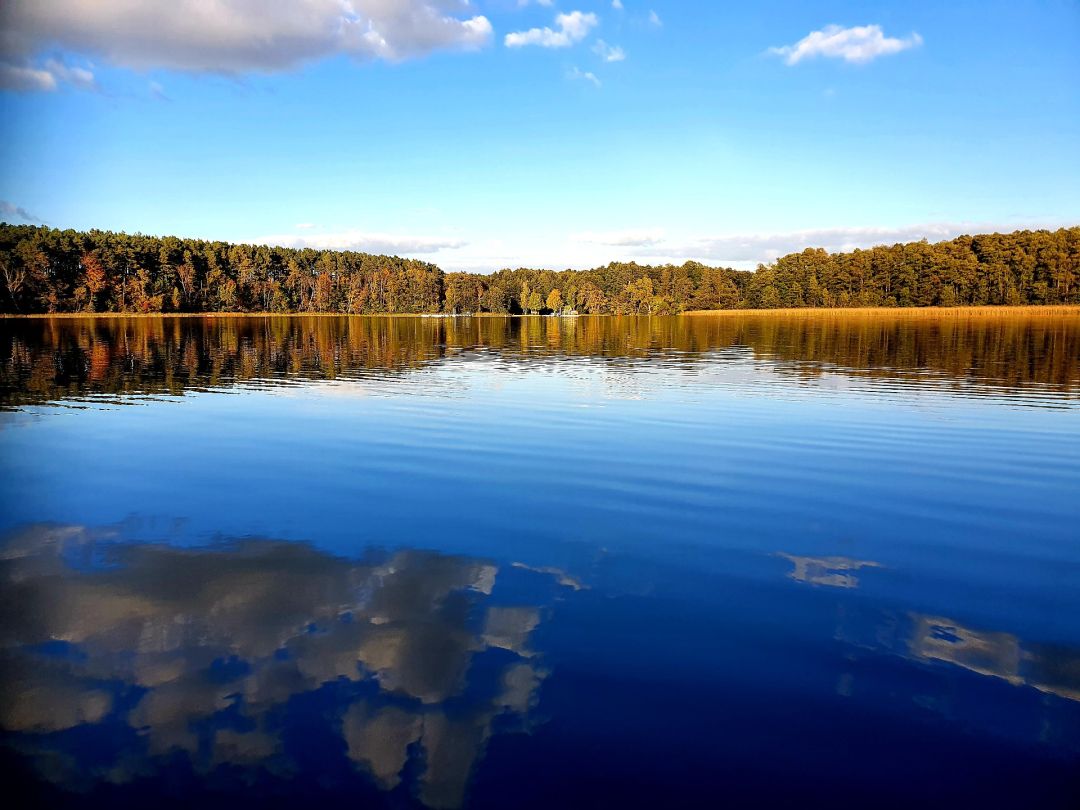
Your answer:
[2,305,1079,319]
[3,224,1077,316]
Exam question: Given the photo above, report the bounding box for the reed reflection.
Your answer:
[2,312,1077,408]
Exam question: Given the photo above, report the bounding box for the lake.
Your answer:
[1,313,1079,808]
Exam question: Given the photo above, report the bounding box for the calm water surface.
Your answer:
[1,314,1079,808]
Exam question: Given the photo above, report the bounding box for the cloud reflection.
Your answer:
[0,524,562,808]
[777,553,883,589]
[832,605,1080,706]
[780,551,1080,705]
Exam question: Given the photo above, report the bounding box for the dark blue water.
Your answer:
[1,314,1079,808]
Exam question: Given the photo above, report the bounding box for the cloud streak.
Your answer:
[573,228,665,247]
[592,40,625,62]
[0,200,42,222]
[568,66,601,87]
[256,228,467,256]
[769,24,922,65]
[637,221,1066,265]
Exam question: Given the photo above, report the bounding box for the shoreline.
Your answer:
[1,305,1078,319]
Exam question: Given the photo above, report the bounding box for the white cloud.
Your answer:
[769,24,922,66]
[0,0,493,85]
[0,62,56,91]
[0,200,42,222]
[612,1,624,10]
[648,10,661,27]
[506,11,598,49]
[42,58,96,90]
[0,56,95,92]
[592,40,625,62]
[255,229,468,256]
[572,229,664,247]
[568,66,601,87]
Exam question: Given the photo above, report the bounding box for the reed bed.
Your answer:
[682,305,1080,319]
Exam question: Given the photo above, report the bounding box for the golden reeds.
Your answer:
[681,305,1080,319]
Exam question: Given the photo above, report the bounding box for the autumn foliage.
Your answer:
[1,223,1077,315]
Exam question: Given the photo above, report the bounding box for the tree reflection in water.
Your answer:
[2,313,1078,409]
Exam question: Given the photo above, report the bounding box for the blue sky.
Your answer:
[0,0,1077,271]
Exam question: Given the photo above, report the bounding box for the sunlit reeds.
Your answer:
[683,305,1080,319]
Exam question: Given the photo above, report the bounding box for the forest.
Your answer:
[0,223,1077,315]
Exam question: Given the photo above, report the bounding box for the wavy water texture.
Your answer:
[1,313,1079,806]
[1,313,1078,409]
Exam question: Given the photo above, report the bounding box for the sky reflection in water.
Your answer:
[1,314,1079,808]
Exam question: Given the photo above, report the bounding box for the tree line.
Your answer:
[1,223,1077,314]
